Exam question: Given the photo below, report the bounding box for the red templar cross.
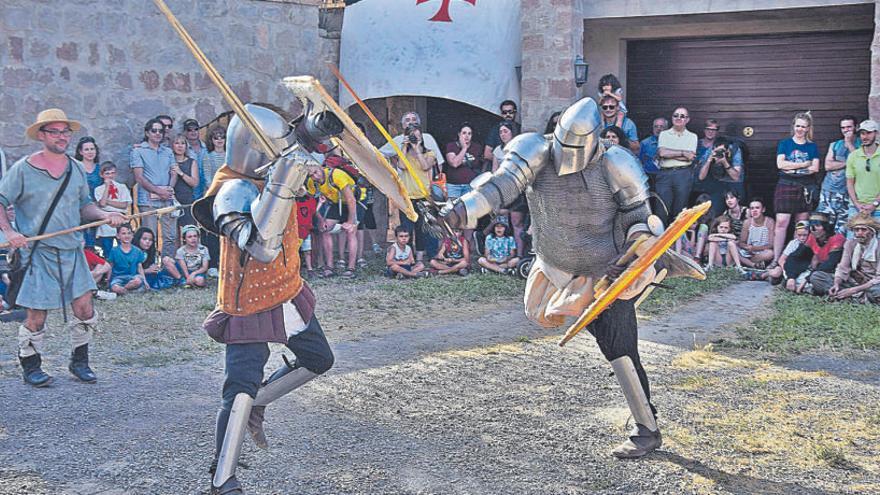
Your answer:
[416,0,477,23]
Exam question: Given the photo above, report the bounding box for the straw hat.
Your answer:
[847,212,880,233]
[25,108,81,140]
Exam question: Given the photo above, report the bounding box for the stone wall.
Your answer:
[519,0,585,133]
[0,0,339,181]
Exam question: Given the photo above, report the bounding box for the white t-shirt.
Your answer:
[658,128,697,169]
[94,180,132,238]
[380,133,445,166]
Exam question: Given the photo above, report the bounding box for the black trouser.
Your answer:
[586,299,654,411]
[214,316,334,455]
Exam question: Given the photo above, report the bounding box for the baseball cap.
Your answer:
[794,220,810,231]
[857,120,878,132]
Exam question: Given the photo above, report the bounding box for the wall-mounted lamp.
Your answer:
[574,55,589,87]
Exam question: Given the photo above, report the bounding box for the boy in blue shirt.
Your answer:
[108,224,146,295]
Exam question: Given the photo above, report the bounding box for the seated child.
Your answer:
[84,246,111,286]
[478,221,520,274]
[385,226,426,278]
[107,224,146,295]
[176,224,210,288]
[706,215,743,270]
[94,161,131,257]
[430,229,470,276]
[134,227,182,289]
[764,220,811,289]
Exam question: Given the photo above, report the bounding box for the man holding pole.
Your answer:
[0,109,125,387]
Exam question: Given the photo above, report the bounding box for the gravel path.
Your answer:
[1,281,878,494]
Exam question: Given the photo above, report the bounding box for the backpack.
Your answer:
[324,155,360,180]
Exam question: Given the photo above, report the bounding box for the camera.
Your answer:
[405,124,420,144]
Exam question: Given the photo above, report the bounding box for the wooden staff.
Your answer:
[0,205,183,249]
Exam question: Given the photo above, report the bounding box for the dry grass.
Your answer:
[667,347,880,477]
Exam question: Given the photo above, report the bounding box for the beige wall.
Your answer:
[576,0,871,18]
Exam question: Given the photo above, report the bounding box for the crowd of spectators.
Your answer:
[3,76,879,308]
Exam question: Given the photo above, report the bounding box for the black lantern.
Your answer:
[574,55,589,87]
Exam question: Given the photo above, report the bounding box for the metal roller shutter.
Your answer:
[626,30,872,206]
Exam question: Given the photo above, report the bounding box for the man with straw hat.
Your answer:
[811,212,880,303]
[0,108,125,387]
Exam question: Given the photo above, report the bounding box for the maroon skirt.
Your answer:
[774,182,811,214]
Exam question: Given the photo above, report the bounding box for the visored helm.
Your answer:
[225,104,295,178]
[551,97,601,175]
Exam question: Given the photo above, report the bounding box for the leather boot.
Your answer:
[69,344,97,383]
[20,353,52,387]
[612,423,662,459]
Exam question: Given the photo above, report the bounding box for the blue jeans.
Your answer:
[446,183,472,200]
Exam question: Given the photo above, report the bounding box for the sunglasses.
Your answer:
[148,128,165,134]
[673,114,688,119]
[601,105,618,110]
[212,135,225,140]
[164,124,173,129]
[501,109,517,115]
[867,158,874,173]
[41,128,73,137]
[185,125,199,131]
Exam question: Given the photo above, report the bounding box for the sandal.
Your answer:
[356,258,368,269]
[341,269,356,279]
[318,267,335,278]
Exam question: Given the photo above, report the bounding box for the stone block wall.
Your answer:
[519,0,584,132]
[0,0,339,182]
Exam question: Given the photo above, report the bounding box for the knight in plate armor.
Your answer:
[441,97,703,458]
[193,102,342,495]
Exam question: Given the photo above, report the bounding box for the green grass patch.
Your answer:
[638,268,741,316]
[731,291,880,353]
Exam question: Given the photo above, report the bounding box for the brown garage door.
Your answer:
[626,30,872,207]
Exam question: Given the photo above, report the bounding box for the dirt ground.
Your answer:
[0,278,878,494]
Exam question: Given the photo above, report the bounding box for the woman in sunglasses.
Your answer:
[773,112,820,265]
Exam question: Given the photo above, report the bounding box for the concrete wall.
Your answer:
[581,4,875,108]
[0,0,339,181]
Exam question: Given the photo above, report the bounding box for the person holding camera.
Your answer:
[697,137,743,216]
[379,111,445,170]
[397,122,438,263]
[695,120,745,214]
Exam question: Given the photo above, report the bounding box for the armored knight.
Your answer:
[192,102,344,495]
[441,97,703,458]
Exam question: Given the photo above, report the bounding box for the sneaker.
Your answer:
[458,268,469,276]
[95,290,117,301]
[372,243,382,254]
[207,268,219,278]
[479,267,488,275]
[335,259,347,269]
[356,258,368,269]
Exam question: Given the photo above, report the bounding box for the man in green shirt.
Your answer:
[845,120,880,229]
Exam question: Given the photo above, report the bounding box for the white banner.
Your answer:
[339,0,522,115]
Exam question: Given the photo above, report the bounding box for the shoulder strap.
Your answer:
[29,161,73,252]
